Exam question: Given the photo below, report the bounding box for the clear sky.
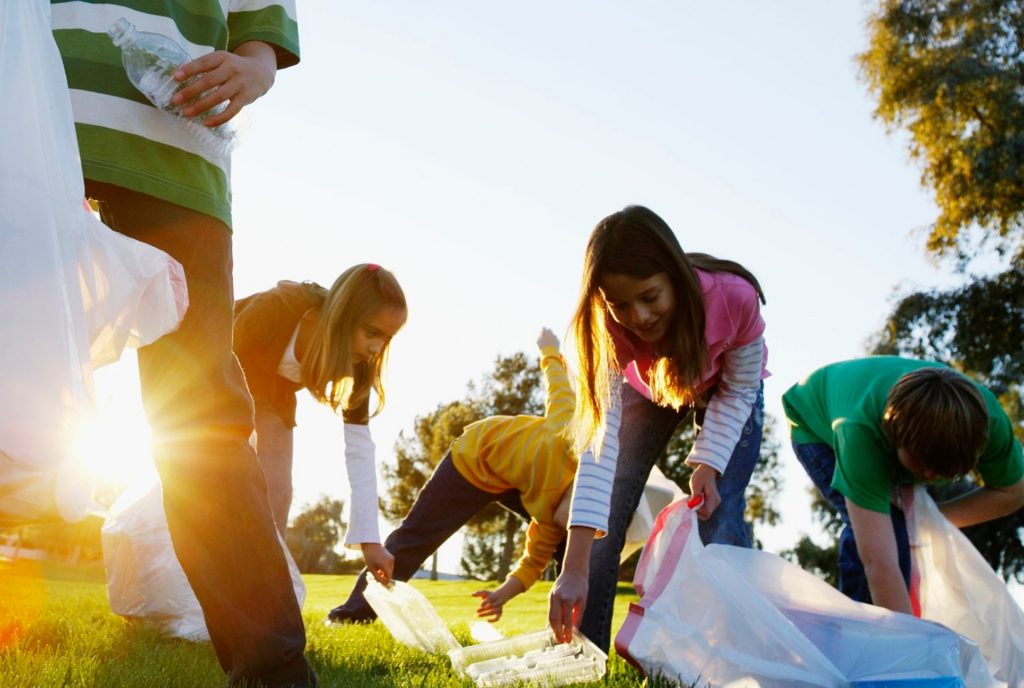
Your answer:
[91,2,1002,576]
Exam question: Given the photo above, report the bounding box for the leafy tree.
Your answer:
[871,270,1024,392]
[285,496,354,574]
[459,521,527,582]
[379,400,483,579]
[858,0,1024,258]
[470,352,544,418]
[380,401,482,522]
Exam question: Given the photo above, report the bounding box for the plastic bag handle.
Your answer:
[633,496,701,597]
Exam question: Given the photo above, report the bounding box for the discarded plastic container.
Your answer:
[362,578,460,654]
[358,578,607,686]
[449,629,607,688]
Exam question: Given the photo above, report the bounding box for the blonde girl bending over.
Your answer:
[233,264,407,583]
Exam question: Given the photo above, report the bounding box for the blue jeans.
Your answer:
[329,453,533,622]
[791,441,911,604]
[579,382,765,652]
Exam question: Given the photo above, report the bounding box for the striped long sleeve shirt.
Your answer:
[51,0,300,227]
[686,337,763,474]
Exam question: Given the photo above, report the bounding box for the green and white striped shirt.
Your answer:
[51,0,299,227]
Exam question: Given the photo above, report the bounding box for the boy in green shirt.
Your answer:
[782,357,1024,614]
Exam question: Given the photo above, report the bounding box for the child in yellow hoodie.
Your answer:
[328,327,576,624]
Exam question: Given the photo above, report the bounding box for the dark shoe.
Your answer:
[325,604,376,625]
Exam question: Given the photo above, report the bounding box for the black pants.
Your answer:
[332,453,532,620]
[88,182,316,688]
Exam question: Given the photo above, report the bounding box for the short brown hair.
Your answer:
[881,367,989,479]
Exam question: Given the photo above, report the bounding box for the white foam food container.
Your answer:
[448,629,607,687]
[362,578,461,654]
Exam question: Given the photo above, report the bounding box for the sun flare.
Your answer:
[68,357,158,495]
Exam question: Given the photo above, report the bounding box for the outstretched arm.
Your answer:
[938,476,1024,528]
[686,337,763,520]
[342,423,394,584]
[548,525,594,643]
[537,327,575,433]
[473,577,526,622]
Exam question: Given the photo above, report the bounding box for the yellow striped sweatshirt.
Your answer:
[451,345,576,589]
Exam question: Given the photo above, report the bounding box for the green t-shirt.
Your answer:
[782,357,1024,513]
[51,0,300,227]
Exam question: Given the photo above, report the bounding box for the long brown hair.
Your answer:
[570,206,764,449]
[301,264,406,418]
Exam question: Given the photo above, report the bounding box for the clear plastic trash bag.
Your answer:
[906,486,1024,687]
[0,1,187,524]
[615,497,997,687]
[102,480,306,641]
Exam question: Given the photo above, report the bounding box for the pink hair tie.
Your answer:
[366,263,380,272]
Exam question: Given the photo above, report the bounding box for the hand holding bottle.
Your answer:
[171,40,277,128]
[107,18,271,156]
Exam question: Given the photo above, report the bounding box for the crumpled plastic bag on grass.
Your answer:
[906,485,1024,687]
[615,497,997,687]
[102,480,305,641]
[0,0,187,525]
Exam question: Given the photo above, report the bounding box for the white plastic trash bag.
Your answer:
[0,0,187,524]
[905,486,1024,686]
[621,465,686,564]
[615,497,997,687]
[102,480,306,641]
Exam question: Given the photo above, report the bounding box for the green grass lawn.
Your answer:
[0,559,656,687]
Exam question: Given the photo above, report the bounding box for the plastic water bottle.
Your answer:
[106,18,241,158]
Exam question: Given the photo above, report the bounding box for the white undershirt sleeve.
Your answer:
[342,422,382,547]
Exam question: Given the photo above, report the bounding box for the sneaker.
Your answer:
[325,604,376,625]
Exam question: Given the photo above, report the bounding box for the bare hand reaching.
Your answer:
[548,569,587,644]
[361,543,395,585]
